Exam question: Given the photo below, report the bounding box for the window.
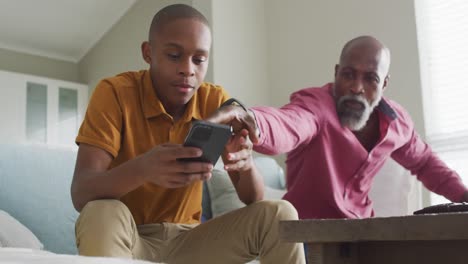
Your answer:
[26,82,48,143]
[58,87,79,145]
[0,70,88,147]
[415,0,468,204]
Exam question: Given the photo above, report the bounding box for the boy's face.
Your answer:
[143,18,211,111]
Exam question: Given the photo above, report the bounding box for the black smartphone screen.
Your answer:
[179,121,232,165]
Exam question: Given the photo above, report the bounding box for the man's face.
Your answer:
[143,18,211,111]
[333,47,389,131]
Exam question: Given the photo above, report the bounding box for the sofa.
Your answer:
[0,143,286,258]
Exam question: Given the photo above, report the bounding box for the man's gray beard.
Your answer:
[335,93,381,131]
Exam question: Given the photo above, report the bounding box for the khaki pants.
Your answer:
[75,199,305,264]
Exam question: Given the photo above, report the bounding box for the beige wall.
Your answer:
[265,0,425,137]
[210,0,270,106]
[191,0,214,83]
[0,48,79,82]
[78,0,191,95]
[78,0,270,107]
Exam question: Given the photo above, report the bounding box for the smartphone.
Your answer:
[179,121,232,165]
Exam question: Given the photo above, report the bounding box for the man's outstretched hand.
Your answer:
[461,191,468,202]
[206,105,260,144]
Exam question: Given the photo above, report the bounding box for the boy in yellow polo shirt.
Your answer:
[71,3,305,264]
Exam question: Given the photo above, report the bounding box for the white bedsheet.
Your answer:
[0,248,158,264]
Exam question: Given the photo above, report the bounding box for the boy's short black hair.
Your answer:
[149,4,210,42]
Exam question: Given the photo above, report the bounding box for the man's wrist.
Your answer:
[247,108,261,139]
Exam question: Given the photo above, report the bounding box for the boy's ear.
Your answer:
[141,41,152,64]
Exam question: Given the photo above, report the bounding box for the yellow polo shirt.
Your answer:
[76,70,229,225]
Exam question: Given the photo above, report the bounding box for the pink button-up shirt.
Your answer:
[252,83,467,219]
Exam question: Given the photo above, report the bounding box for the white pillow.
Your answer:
[206,169,245,217]
[0,210,43,249]
[264,186,286,200]
[206,169,287,217]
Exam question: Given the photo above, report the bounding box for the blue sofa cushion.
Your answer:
[0,143,79,254]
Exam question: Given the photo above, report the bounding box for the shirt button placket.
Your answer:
[344,168,364,199]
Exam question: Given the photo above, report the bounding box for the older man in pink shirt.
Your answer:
[209,35,468,219]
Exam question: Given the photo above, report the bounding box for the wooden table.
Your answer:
[280,213,468,264]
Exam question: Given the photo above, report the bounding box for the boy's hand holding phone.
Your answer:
[138,143,213,188]
[180,121,232,165]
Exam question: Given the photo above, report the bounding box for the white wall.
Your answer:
[78,0,191,95]
[0,48,79,82]
[192,0,214,83]
[265,0,425,137]
[210,0,270,106]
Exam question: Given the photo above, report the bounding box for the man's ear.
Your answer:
[141,41,152,64]
[382,74,390,91]
[334,64,339,78]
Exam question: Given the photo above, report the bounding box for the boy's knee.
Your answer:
[78,199,132,226]
[76,200,135,257]
[275,200,299,220]
[256,200,299,221]
[272,200,299,220]
[82,199,127,215]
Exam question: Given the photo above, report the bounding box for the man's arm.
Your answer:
[251,102,320,155]
[71,143,214,212]
[391,130,468,202]
[207,92,321,156]
[206,105,260,143]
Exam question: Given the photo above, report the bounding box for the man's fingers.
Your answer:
[205,106,237,124]
[244,115,260,144]
[230,115,258,143]
[206,106,260,143]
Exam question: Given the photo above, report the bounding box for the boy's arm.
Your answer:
[71,144,144,211]
[71,143,213,212]
[207,92,321,156]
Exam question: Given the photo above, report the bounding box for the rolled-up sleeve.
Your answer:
[252,90,322,155]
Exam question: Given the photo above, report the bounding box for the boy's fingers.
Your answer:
[166,146,203,160]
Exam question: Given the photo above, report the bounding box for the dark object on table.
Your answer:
[413,202,468,215]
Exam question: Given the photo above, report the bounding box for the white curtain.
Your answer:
[415,0,468,204]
